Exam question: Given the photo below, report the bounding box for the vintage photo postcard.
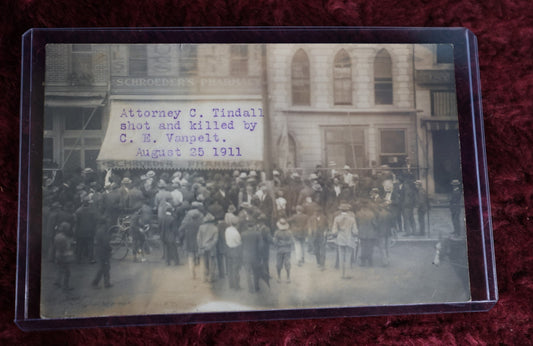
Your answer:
[38,42,471,319]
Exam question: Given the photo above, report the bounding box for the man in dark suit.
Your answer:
[240,220,264,293]
[256,183,274,229]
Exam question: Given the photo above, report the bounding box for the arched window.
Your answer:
[291,49,310,106]
[333,50,352,105]
[374,49,393,105]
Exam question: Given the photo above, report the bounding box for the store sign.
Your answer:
[97,100,264,170]
[111,76,262,94]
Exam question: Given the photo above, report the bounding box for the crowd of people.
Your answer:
[43,164,457,293]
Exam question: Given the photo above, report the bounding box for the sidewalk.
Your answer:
[394,206,457,244]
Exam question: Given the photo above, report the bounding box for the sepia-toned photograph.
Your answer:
[40,43,470,319]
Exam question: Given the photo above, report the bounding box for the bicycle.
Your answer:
[108,215,134,260]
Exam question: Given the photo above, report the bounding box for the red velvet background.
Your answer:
[1,0,532,344]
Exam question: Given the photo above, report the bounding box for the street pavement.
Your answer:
[41,231,469,319]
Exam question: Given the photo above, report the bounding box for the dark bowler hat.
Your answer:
[276,218,289,230]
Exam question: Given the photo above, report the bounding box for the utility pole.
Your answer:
[262,44,273,180]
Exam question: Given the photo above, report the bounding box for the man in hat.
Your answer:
[179,203,204,279]
[308,205,328,270]
[161,204,179,266]
[197,213,219,283]
[103,182,121,227]
[118,177,133,216]
[45,201,63,262]
[255,183,273,228]
[211,181,230,212]
[240,219,264,292]
[92,217,113,288]
[414,180,428,236]
[238,183,255,209]
[224,222,242,290]
[208,201,227,279]
[450,179,463,236]
[331,203,358,278]
[326,177,351,223]
[274,190,288,220]
[288,205,309,266]
[356,202,379,267]
[169,177,184,208]
[342,165,355,187]
[75,195,99,264]
[287,173,304,216]
[400,176,417,236]
[53,221,75,291]
[273,218,294,283]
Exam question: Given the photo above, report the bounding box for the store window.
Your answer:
[431,90,458,117]
[379,129,407,167]
[230,45,248,76]
[64,107,102,130]
[62,107,104,170]
[374,49,393,105]
[333,50,352,105]
[323,126,366,169]
[291,49,310,106]
[437,44,454,64]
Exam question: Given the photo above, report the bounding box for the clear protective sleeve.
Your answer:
[16,27,497,331]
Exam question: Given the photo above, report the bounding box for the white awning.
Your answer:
[97,99,264,171]
[45,92,106,108]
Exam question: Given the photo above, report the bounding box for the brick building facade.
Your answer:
[43,43,459,194]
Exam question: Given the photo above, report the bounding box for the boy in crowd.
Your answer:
[273,218,294,283]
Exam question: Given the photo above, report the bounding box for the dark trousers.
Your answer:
[55,260,71,289]
[451,208,461,235]
[313,234,326,267]
[402,207,415,235]
[276,251,291,276]
[226,253,241,289]
[217,252,226,278]
[338,245,352,277]
[201,252,218,283]
[76,236,94,263]
[261,246,270,277]
[360,239,376,266]
[226,246,242,290]
[417,208,427,235]
[92,258,110,286]
[244,261,260,292]
[165,242,179,265]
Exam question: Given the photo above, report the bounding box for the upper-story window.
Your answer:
[436,44,454,64]
[179,45,198,76]
[230,45,248,76]
[431,90,458,117]
[71,44,93,85]
[333,49,352,105]
[129,45,148,76]
[291,49,310,106]
[374,49,393,105]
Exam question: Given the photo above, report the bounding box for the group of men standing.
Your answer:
[43,164,456,293]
